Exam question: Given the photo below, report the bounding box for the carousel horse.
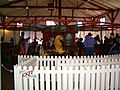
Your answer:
[54,35,65,55]
[39,46,48,56]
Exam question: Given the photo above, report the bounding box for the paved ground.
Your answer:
[1,66,14,90]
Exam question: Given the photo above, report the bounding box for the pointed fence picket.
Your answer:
[14,65,120,90]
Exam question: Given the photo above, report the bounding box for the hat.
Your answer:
[88,32,92,36]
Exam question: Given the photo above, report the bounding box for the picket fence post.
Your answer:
[46,66,50,90]
[29,66,34,90]
[14,65,22,90]
[57,66,62,90]
[34,66,39,90]
[40,66,44,90]
[101,66,105,90]
[91,66,95,90]
[80,66,85,90]
[68,66,73,90]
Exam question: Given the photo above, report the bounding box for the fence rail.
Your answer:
[14,65,120,90]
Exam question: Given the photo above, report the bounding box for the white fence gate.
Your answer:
[14,65,120,90]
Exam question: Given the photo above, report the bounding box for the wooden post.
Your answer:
[58,0,61,31]
[107,10,119,33]
[111,11,114,33]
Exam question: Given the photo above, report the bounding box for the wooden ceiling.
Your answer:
[0,0,120,30]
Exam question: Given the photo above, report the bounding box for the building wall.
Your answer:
[0,30,20,44]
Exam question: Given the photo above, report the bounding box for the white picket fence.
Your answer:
[14,65,120,90]
[18,54,120,68]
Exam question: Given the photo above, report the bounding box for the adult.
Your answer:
[1,36,4,43]
[77,38,84,56]
[10,37,14,44]
[18,32,30,55]
[103,36,109,55]
[84,32,96,56]
[109,33,119,54]
[94,35,100,45]
[115,33,120,53]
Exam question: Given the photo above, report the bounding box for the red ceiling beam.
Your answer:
[2,23,120,27]
[2,25,120,31]
[10,19,119,24]
[6,15,93,18]
[0,5,113,11]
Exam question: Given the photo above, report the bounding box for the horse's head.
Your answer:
[55,35,63,41]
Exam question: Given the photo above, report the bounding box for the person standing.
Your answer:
[1,36,4,43]
[103,36,109,55]
[84,32,96,56]
[114,33,120,53]
[77,38,84,56]
[109,33,119,54]
[18,32,30,55]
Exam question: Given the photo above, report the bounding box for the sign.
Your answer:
[19,70,37,79]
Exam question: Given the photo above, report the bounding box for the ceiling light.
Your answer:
[26,7,29,9]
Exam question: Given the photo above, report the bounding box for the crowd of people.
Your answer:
[76,32,120,56]
[1,31,120,57]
